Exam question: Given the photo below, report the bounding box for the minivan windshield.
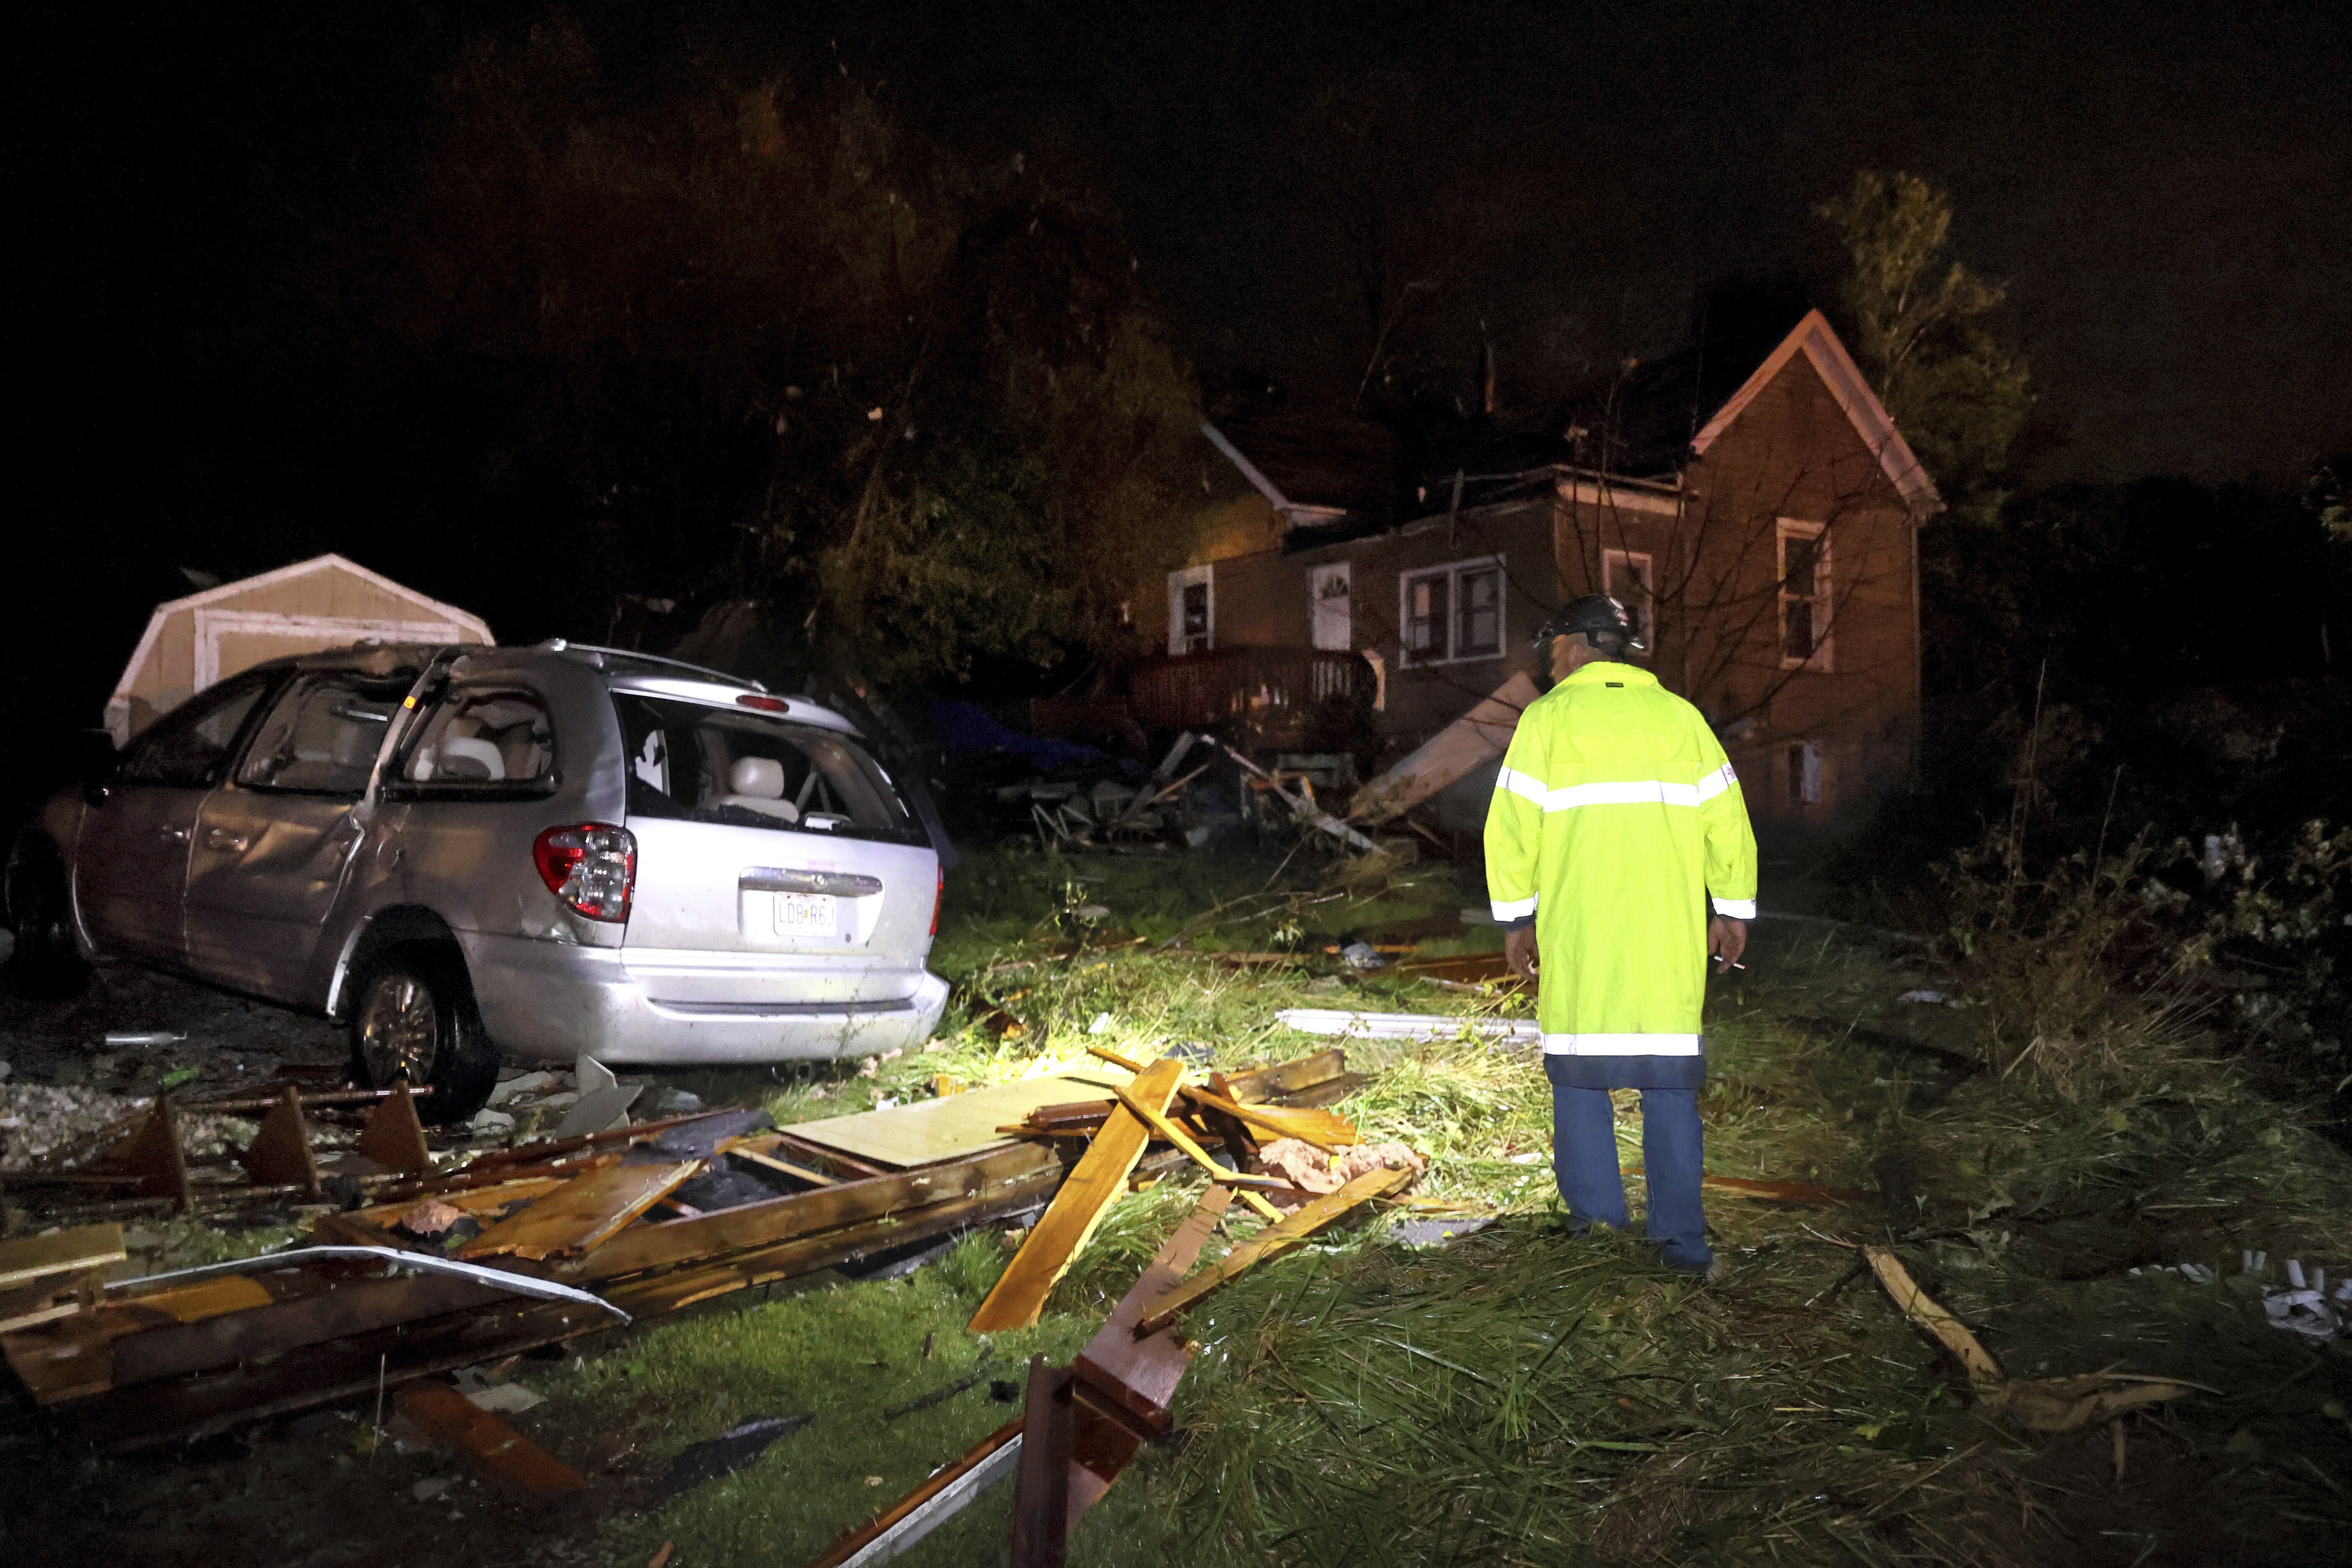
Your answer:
[613,694,921,844]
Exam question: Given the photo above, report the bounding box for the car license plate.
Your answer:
[774,893,837,935]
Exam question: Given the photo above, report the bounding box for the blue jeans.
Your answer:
[1546,1071,1711,1270]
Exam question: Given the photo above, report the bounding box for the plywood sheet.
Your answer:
[785,1072,1130,1168]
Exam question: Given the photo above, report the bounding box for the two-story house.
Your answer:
[1126,310,1937,836]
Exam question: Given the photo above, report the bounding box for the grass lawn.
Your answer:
[202,843,2352,1565]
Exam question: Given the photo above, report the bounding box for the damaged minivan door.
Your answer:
[181,669,415,999]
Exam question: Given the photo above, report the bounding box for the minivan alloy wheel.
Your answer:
[357,971,440,1085]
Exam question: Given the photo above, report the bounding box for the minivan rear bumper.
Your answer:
[459,931,950,1064]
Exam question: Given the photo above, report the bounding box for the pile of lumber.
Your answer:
[817,1045,1419,1566]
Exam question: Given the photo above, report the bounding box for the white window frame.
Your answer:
[1398,554,1506,668]
[1602,548,1655,654]
[1309,563,1352,652]
[1168,564,1214,654]
[1776,520,1833,671]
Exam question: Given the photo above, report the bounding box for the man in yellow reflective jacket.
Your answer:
[1484,595,1758,1275]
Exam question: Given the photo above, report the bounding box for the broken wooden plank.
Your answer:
[1065,1186,1232,1525]
[1106,1085,1285,1223]
[0,1224,125,1292]
[458,1159,704,1262]
[1180,1085,1357,1151]
[395,1379,585,1494]
[1619,1168,1861,1206]
[83,1098,194,1212]
[577,1142,1057,1284]
[605,1168,1064,1317]
[969,1059,1185,1333]
[730,1146,838,1186]
[1134,1166,1414,1336]
[1196,1049,1345,1103]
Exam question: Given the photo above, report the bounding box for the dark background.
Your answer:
[11,0,2350,823]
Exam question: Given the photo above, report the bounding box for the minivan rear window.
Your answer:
[613,694,921,844]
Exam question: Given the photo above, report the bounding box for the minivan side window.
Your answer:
[236,673,406,797]
[116,671,278,789]
[613,694,920,844]
[398,688,557,791]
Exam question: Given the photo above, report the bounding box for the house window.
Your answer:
[1309,563,1352,651]
[1787,740,1822,807]
[1602,548,1654,651]
[1399,555,1506,666]
[1168,565,1213,654]
[1777,521,1832,670]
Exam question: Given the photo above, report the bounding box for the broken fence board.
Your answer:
[577,1141,1059,1284]
[395,1380,585,1495]
[1181,1086,1358,1151]
[1134,1166,1413,1337]
[458,1158,704,1261]
[813,1419,1024,1568]
[969,1060,1186,1333]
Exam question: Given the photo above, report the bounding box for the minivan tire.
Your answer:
[4,833,91,996]
[347,943,499,1125]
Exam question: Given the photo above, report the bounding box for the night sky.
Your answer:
[23,0,2347,530]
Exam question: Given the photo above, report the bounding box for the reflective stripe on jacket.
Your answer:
[1482,662,1758,1088]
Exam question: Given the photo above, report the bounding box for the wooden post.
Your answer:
[1007,1356,1072,1568]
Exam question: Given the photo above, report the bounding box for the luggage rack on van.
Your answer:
[536,640,774,694]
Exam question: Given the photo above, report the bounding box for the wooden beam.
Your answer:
[729,1146,838,1186]
[238,1084,322,1198]
[0,1225,125,1291]
[806,1418,1024,1568]
[969,1059,1184,1333]
[1220,1049,1348,1103]
[1134,1166,1412,1336]
[1107,1085,1284,1223]
[1179,1085,1356,1151]
[1007,1358,1072,1568]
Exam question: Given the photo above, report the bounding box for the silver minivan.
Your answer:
[5,641,950,1119]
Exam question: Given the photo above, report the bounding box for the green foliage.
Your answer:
[372,16,1203,688]
[1819,171,2032,496]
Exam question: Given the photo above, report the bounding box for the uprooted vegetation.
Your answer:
[5,837,2347,1566]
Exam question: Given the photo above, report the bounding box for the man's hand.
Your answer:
[1708,916,1747,972]
[1505,925,1540,983]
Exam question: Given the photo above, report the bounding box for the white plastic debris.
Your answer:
[1340,940,1386,971]
[1278,1008,1541,1044]
[575,1054,619,1096]
[1088,1012,1114,1035]
[1895,989,1948,1005]
[485,1070,559,1107]
[103,1031,187,1048]
[467,1108,517,1137]
[465,1382,545,1415]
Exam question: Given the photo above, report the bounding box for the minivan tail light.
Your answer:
[532,823,637,922]
[737,693,789,713]
[930,864,944,937]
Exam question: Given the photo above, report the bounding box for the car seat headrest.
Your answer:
[729,755,786,799]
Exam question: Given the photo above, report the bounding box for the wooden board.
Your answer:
[1134,1166,1413,1335]
[1066,1186,1232,1526]
[0,1224,125,1290]
[457,1159,704,1261]
[1221,1051,1348,1103]
[576,1141,1059,1283]
[786,1073,1130,1168]
[968,1060,1185,1334]
[395,1381,584,1495]
[1182,1087,1358,1150]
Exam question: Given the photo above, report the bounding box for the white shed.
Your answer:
[107,553,494,745]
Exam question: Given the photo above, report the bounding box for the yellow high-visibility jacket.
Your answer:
[1483,662,1758,1090]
